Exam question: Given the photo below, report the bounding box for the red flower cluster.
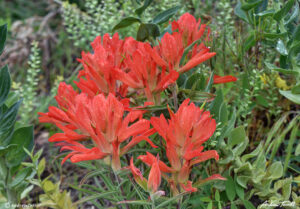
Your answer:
[39,13,232,194]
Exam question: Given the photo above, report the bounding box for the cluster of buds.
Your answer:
[39,13,235,195]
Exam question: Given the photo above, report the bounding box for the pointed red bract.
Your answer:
[213,75,237,84]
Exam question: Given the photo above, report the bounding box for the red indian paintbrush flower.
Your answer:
[129,156,162,194]
[115,42,179,104]
[171,12,210,47]
[76,33,140,98]
[137,99,226,194]
[39,91,157,171]
[146,19,215,74]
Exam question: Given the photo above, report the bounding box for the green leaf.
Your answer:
[0,24,7,55]
[219,102,228,125]
[235,178,245,200]
[207,201,213,209]
[255,9,275,17]
[113,17,141,31]
[0,65,11,107]
[243,200,256,209]
[276,39,288,55]
[215,190,220,201]
[225,176,236,201]
[37,158,46,177]
[241,0,263,11]
[274,0,296,22]
[0,100,21,146]
[153,6,180,24]
[295,144,300,156]
[291,83,300,94]
[243,32,255,52]
[263,32,287,39]
[137,23,160,41]
[285,2,299,25]
[231,203,238,209]
[234,0,249,22]
[292,24,300,43]
[265,62,299,75]
[9,167,31,188]
[267,161,283,179]
[5,125,34,167]
[135,0,153,16]
[229,126,246,147]
[279,90,300,104]
[209,89,223,120]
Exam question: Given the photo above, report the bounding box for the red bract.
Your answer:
[39,93,157,171]
[115,43,179,104]
[171,12,210,47]
[129,156,162,194]
[76,33,139,97]
[147,30,215,74]
[213,75,237,84]
[145,99,225,194]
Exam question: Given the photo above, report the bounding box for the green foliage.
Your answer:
[0,23,34,208]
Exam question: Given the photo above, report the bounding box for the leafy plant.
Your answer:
[0,23,34,208]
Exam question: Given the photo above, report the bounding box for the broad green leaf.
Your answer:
[9,167,31,187]
[274,0,296,21]
[285,2,299,25]
[113,17,141,31]
[229,126,246,147]
[234,0,249,22]
[241,0,263,11]
[153,6,180,24]
[231,203,238,209]
[137,23,160,41]
[292,24,300,43]
[243,200,256,209]
[291,83,300,94]
[5,125,34,167]
[279,90,300,104]
[225,176,236,201]
[241,142,263,162]
[0,65,11,107]
[276,39,288,55]
[235,178,245,200]
[267,161,283,179]
[0,100,21,146]
[0,24,7,55]
[135,0,153,16]
[207,201,213,209]
[236,176,249,189]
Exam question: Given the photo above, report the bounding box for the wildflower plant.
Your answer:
[39,12,237,207]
